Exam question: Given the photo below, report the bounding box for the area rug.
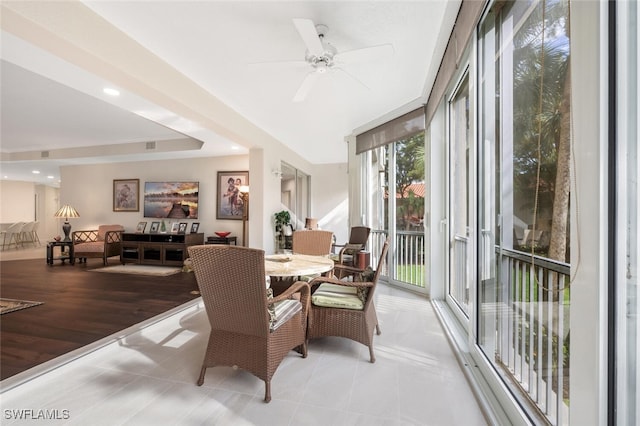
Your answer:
[91,264,182,277]
[0,298,44,315]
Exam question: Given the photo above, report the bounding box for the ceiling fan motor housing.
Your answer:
[302,23,336,72]
[305,43,336,71]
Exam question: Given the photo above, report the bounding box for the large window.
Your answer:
[477,1,571,423]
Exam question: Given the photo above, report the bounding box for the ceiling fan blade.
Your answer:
[334,43,394,64]
[293,18,325,57]
[333,67,370,91]
[293,71,320,102]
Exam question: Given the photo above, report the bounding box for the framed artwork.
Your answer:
[170,222,180,233]
[190,222,200,234]
[178,222,188,234]
[217,171,249,220]
[149,222,160,233]
[136,221,147,233]
[113,179,139,212]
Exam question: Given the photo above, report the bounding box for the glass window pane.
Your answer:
[394,135,426,287]
[477,1,571,423]
[449,73,471,316]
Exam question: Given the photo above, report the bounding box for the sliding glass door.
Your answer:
[361,134,426,292]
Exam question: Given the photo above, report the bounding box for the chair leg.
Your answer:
[375,324,381,335]
[369,345,376,363]
[197,366,207,386]
[264,380,271,403]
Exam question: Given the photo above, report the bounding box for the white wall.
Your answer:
[36,184,60,240]
[59,156,249,239]
[0,180,36,223]
[311,162,350,244]
[55,154,349,254]
[0,181,60,241]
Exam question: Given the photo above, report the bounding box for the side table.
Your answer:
[47,241,75,265]
[205,236,238,245]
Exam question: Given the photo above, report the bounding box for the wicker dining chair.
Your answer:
[307,239,390,363]
[331,226,371,268]
[187,245,310,403]
[291,229,334,256]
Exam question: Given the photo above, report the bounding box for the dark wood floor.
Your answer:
[0,258,200,380]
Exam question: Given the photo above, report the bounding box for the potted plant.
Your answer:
[274,210,291,235]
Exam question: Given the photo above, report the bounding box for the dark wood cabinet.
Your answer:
[121,233,204,266]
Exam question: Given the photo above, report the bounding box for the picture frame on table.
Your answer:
[170,222,180,234]
[135,221,147,233]
[190,222,200,234]
[178,222,188,234]
[216,171,249,220]
[113,179,139,212]
[149,222,160,233]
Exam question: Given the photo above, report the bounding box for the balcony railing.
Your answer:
[370,230,425,288]
[497,248,570,425]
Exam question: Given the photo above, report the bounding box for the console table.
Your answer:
[205,236,237,245]
[121,233,204,266]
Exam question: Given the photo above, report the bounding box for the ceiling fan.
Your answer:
[252,18,394,102]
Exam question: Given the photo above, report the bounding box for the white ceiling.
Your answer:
[0,1,456,186]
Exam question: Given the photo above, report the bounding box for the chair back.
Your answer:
[6,222,23,233]
[188,245,270,337]
[348,226,371,246]
[365,239,390,304]
[292,230,334,256]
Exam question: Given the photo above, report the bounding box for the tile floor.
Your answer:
[1,246,487,425]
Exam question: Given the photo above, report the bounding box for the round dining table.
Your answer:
[265,254,334,277]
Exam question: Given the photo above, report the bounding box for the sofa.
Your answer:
[73,224,124,265]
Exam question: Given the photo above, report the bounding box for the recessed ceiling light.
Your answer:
[231,146,239,150]
[103,87,120,96]
[47,175,55,179]
[32,170,40,174]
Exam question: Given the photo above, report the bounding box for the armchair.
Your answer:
[307,239,389,363]
[187,245,310,403]
[73,224,124,265]
[330,226,371,267]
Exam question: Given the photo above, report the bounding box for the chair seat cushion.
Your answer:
[269,299,302,332]
[311,283,364,310]
[74,241,104,253]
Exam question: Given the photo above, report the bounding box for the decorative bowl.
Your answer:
[215,231,231,238]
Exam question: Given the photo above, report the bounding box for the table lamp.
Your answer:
[238,185,249,246]
[54,204,80,242]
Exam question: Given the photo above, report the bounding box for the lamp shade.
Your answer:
[54,205,80,220]
[238,185,249,194]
